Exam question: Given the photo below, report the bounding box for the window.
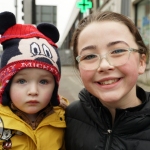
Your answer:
[36,5,57,26]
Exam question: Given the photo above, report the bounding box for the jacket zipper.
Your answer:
[104,111,127,150]
[105,129,112,150]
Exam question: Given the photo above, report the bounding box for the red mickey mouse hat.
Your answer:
[0,11,61,106]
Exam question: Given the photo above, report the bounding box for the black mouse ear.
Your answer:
[0,11,16,35]
[37,23,59,43]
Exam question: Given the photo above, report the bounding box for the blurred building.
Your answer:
[61,0,150,52]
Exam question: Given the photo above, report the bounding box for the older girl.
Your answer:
[65,11,150,150]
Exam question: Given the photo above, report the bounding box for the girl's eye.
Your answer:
[17,79,26,84]
[81,54,97,61]
[40,80,48,84]
[111,49,128,54]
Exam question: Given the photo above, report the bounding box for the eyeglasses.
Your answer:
[76,48,143,70]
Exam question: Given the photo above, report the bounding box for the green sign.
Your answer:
[76,0,92,13]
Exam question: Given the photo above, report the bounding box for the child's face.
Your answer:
[77,21,146,108]
[10,68,55,115]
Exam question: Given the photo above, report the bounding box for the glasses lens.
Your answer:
[108,49,129,66]
[77,48,130,70]
[79,54,99,70]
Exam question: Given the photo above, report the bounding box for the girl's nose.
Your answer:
[97,58,114,72]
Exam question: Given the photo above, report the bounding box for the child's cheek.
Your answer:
[10,92,22,103]
[44,92,53,102]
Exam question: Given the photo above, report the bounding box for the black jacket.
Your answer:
[65,87,150,150]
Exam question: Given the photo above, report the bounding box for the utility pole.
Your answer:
[21,0,36,24]
[15,0,18,22]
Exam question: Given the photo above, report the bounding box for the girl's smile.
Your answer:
[96,78,120,85]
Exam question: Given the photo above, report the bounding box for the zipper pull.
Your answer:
[107,129,112,133]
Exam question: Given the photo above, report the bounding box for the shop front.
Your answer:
[136,0,150,50]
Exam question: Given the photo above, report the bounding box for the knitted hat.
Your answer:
[0,11,61,106]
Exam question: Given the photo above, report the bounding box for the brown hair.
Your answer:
[71,10,149,68]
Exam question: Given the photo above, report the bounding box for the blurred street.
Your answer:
[58,66,84,103]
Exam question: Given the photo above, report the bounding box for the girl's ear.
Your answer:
[138,54,146,75]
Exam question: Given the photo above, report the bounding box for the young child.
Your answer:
[0,11,68,150]
[65,11,150,150]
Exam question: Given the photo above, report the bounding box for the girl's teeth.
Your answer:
[100,79,118,85]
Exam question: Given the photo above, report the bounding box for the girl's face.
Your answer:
[10,68,55,118]
[77,21,146,108]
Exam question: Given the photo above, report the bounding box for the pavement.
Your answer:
[58,66,83,103]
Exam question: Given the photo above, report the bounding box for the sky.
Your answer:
[0,0,79,47]
[0,0,15,14]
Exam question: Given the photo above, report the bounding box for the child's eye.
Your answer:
[17,79,26,84]
[40,80,48,84]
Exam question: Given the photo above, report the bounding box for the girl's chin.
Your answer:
[99,98,120,103]
[96,93,122,103]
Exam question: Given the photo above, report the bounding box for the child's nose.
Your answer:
[28,83,38,95]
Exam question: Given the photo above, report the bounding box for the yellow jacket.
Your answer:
[0,104,66,150]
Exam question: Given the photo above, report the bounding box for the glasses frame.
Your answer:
[76,48,144,69]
